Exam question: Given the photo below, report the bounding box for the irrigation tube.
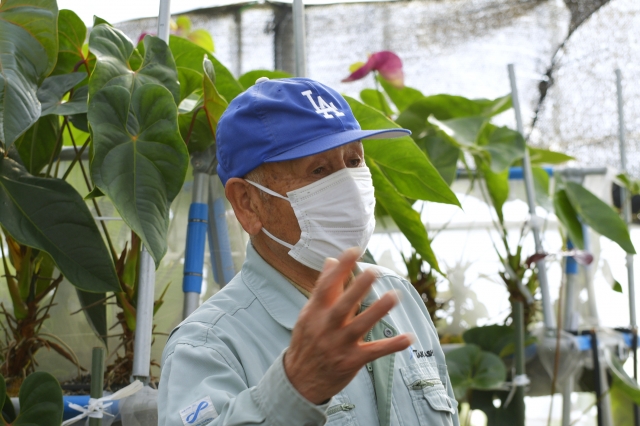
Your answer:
[616,68,640,426]
[508,64,555,330]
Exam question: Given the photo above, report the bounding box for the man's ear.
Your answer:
[225,178,263,236]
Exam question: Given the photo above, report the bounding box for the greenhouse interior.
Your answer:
[0,0,639,424]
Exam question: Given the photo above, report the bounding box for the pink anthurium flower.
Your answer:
[342,51,404,88]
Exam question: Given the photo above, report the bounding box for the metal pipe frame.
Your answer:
[182,171,210,319]
[132,245,156,384]
[508,63,555,329]
[131,0,171,384]
[292,0,307,77]
[616,68,639,426]
[562,241,578,426]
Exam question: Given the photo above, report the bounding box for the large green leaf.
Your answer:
[445,344,507,400]
[89,84,189,265]
[14,115,60,175]
[377,77,423,112]
[76,289,108,347]
[553,188,584,249]
[52,9,94,76]
[170,36,243,103]
[168,35,207,102]
[463,325,515,356]
[89,26,180,104]
[564,181,635,254]
[463,325,536,358]
[477,124,525,173]
[529,147,573,165]
[481,164,509,224]
[38,72,88,116]
[0,154,120,293]
[360,89,393,115]
[238,69,292,90]
[12,371,63,426]
[202,57,228,143]
[0,0,58,147]
[532,166,552,210]
[346,96,460,206]
[428,116,486,148]
[396,94,510,138]
[209,55,244,102]
[415,133,460,185]
[179,96,213,154]
[368,159,440,272]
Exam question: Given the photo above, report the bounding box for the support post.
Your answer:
[89,347,105,426]
[182,170,210,319]
[132,245,155,384]
[207,175,236,287]
[508,63,555,330]
[616,68,639,425]
[292,0,307,77]
[582,225,613,426]
[157,0,171,42]
[562,241,578,426]
[130,0,171,384]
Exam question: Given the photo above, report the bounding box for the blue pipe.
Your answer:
[508,166,554,180]
[182,203,209,294]
[566,239,578,275]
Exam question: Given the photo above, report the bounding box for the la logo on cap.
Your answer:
[301,90,345,119]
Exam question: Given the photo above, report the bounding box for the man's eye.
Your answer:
[312,167,324,174]
[349,159,361,167]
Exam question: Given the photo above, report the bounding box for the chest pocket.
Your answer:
[325,393,359,426]
[400,361,457,426]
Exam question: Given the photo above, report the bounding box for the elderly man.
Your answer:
[158,78,459,426]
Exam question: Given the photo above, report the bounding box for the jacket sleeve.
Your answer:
[158,323,330,426]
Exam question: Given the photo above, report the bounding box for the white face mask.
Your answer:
[246,167,376,271]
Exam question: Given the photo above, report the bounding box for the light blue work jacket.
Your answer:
[158,243,460,426]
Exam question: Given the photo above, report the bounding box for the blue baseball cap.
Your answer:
[216,77,410,185]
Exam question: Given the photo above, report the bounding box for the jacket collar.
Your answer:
[241,243,308,330]
[241,243,381,330]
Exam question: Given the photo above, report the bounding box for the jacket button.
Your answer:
[384,328,394,338]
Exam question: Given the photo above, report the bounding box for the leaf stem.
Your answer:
[373,72,392,117]
[61,136,90,181]
[64,122,119,264]
[45,117,68,178]
[33,275,61,335]
[185,106,204,145]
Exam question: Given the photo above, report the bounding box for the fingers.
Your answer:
[359,333,414,364]
[345,291,399,339]
[311,248,361,305]
[329,269,378,325]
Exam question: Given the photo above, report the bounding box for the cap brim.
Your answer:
[264,128,411,163]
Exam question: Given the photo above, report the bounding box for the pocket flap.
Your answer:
[400,361,440,386]
[423,388,456,414]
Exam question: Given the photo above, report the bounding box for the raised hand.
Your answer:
[284,248,414,404]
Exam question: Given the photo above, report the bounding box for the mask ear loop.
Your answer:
[245,180,289,201]
[261,228,295,250]
[245,180,296,249]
